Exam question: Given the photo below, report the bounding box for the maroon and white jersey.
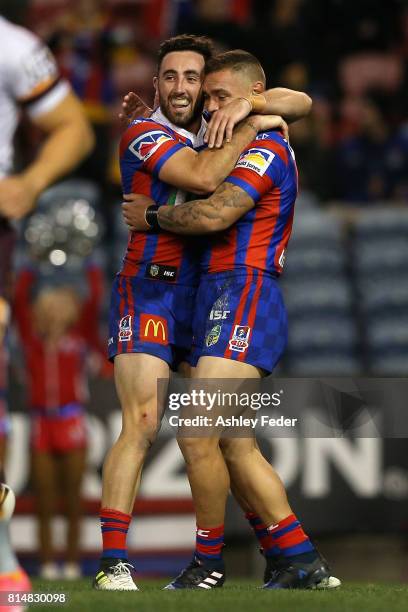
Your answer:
[0,15,70,179]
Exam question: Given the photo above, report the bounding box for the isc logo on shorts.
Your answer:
[229,325,251,352]
[140,313,168,345]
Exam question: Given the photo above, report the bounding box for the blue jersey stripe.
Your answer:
[225,176,260,202]
[152,143,185,176]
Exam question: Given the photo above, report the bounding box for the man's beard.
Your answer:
[159,92,204,128]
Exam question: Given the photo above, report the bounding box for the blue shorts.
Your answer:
[191,269,288,373]
[108,274,196,369]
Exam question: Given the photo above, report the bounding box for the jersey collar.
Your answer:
[151,107,207,148]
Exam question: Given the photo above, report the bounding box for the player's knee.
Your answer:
[219,438,250,464]
[178,437,218,464]
[121,404,160,447]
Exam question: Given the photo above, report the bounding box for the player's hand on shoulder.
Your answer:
[122,193,155,231]
[119,92,153,125]
[0,174,39,220]
[251,114,289,141]
[205,98,252,149]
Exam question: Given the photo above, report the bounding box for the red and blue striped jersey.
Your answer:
[200,131,298,276]
[119,107,207,285]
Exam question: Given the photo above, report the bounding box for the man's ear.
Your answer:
[252,81,265,95]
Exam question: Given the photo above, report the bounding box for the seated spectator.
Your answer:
[332,93,408,202]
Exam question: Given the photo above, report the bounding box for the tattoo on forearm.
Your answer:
[246,120,258,134]
[158,183,252,234]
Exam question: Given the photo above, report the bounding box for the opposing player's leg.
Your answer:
[94,353,169,591]
[0,343,31,601]
[1,454,32,602]
[0,481,18,575]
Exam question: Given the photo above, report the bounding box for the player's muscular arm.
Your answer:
[159,114,286,194]
[261,88,312,123]
[158,183,254,233]
[0,93,94,220]
[122,183,254,234]
[25,92,95,198]
[206,88,311,148]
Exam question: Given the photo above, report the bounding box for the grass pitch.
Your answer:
[30,578,408,612]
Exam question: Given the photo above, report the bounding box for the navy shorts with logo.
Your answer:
[108,273,196,369]
[191,269,288,373]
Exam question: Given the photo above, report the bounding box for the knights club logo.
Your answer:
[129,130,173,162]
[229,325,251,353]
[118,314,132,342]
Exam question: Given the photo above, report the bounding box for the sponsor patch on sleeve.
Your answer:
[235,147,275,176]
[129,130,174,162]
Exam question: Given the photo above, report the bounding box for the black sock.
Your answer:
[100,557,128,571]
[287,550,319,565]
[195,554,225,570]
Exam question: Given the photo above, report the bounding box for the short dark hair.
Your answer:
[157,34,215,72]
[205,50,266,85]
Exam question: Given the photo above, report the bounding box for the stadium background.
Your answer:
[1,0,408,583]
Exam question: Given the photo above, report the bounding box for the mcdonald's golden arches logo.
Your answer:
[140,313,168,345]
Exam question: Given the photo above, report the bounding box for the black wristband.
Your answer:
[145,204,160,230]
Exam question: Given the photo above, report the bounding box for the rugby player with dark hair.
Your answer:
[95,34,312,591]
[122,49,340,591]
[94,35,298,590]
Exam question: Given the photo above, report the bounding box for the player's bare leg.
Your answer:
[59,448,86,578]
[170,356,339,590]
[228,439,289,519]
[0,409,32,595]
[220,437,292,524]
[0,480,32,598]
[166,357,260,589]
[179,435,230,527]
[102,353,168,512]
[31,451,59,578]
[95,353,169,591]
[180,356,291,525]
[177,363,232,526]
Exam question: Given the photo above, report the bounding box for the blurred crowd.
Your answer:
[5,0,408,208]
